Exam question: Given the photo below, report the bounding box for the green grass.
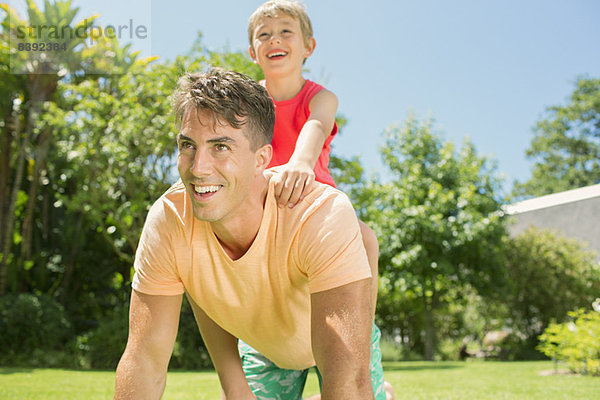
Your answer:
[1,361,599,399]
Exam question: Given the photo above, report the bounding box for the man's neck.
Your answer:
[265,73,306,102]
[210,175,269,261]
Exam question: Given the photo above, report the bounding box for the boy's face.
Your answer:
[250,15,315,75]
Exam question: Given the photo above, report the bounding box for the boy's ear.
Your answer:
[304,37,316,58]
[249,45,258,63]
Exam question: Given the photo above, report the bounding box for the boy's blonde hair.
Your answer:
[248,0,313,53]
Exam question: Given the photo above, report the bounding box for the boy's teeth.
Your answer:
[268,52,286,58]
[194,185,220,194]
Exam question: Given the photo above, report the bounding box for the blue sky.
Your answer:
[8,0,600,194]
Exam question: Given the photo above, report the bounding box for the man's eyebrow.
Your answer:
[177,134,236,144]
[206,136,236,144]
[177,133,194,142]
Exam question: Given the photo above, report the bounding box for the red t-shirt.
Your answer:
[266,80,338,187]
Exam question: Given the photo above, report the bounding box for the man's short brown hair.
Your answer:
[173,68,274,150]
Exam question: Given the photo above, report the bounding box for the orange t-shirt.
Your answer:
[132,176,370,370]
[267,80,338,187]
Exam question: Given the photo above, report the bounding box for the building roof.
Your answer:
[504,184,600,215]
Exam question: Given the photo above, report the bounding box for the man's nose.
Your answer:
[190,148,213,177]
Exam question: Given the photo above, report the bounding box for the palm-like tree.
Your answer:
[0,0,145,294]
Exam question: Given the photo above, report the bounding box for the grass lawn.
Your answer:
[1,361,599,399]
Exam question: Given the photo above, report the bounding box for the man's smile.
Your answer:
[191,184,223,200]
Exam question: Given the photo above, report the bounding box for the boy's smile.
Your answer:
[266,49,288,60]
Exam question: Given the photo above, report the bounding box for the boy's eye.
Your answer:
[258,32,269,39]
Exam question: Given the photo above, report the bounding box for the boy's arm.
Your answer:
[273,89,338,207]
[187,296,256,400]
[114,290,182,400]
[311,278,374,400]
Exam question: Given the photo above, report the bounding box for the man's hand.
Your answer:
[271,160,315,208]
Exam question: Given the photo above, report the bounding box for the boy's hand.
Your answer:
[271,161,315,208]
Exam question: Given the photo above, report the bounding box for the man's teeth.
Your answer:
[268,52,287,58]
[194,185,220,194]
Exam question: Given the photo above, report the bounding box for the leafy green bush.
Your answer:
[379,337,404,362]
[501,228,600,358]
[0,293,74,366]
[77,296,212,370]
[538,301,600,376]
[169,297,212,369]
[76,304,129,369]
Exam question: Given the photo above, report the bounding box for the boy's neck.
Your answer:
[264,74,306,102]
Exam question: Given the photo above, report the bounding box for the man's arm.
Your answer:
[187,296,256,400]
[114,290,182,400]
[311,278,374,400]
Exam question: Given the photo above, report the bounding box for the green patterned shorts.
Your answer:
[238,323,386,400]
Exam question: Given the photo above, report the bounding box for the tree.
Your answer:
[365,115,507,360]
[0,0,129,295]
[502,228,600,353]
[514,77,600,198]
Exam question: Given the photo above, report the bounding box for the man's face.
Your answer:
[177,109,266,224]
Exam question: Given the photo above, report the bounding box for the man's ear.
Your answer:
[249,45,258,63]
[255,144,272,170]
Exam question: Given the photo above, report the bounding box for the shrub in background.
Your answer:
[500,228,600,358]
[77,296,212,370]
[538,301,600,376]
[0,293,74,366]
[379,336,404,362]
[169,297,212,369]
[77,304,129,369]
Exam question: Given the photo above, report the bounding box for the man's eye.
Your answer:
[179,141,194,150]
[215,143,229,152]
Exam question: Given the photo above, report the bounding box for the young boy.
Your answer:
[246,1,395,399]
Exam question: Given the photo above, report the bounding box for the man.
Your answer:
[114,68,375,399]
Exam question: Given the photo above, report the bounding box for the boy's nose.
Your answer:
[269,34,281,44]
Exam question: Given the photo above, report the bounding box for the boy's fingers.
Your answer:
[272,174,285,200]
[263,169,275,181]
[305,175,315,188]
[278,176,296,206]
[287,178,307,207]
[298,176,316,203]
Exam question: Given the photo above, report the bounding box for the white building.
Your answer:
[504,184,600,259]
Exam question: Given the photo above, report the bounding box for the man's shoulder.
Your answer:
[294,182,355,225]
[146,180,191,228]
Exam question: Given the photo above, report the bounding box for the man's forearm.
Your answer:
[187,296,255,399]
[311,279,374,400]
[319,364,373,400]
[114,350,168,400]
[114,291,181,400]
